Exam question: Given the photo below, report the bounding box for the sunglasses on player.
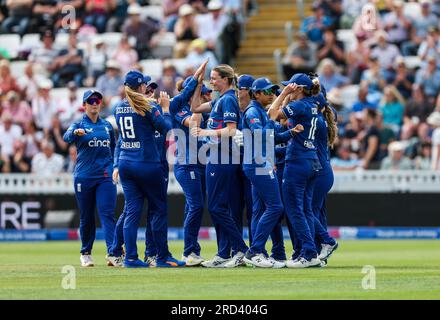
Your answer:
[258,89,276,96]
[86,97,102,105]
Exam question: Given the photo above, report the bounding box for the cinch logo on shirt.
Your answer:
[88,138,111,147]
[223,112,237,118]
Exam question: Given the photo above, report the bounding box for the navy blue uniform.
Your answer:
[64,114,117,255]
[281,97,322,261]
[114,99,172,262]
[312,106,337,250]
[205,89,248,258]
[242,100,291,257]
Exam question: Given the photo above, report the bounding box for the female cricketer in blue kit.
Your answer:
[311,92,339,263]
[268,73,323,268]
[241,78,301,268]
[170,60,212,266]
[190,64,249,268]
[113,70,184,268]
[63,90,117,267]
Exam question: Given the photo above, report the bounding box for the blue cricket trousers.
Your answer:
[119,160,169,262]
[244,167,284,256]
[110,161,169,258]
[206,162,248,258]
[74,176,116,255]
[174,164,206,257]
[219,166,253,257]
[313,164,336,250]
[282,159,321,261]
[276,163,299,259]
[145,161,170,257]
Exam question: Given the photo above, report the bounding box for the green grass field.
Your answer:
[0,240,439,300]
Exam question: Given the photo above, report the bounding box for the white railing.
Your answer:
[1,171,440,194]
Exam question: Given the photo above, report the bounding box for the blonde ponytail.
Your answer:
[323,105,338,148]
[124,86,155,116]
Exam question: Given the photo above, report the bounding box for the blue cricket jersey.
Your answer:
[206,89,240,163]
[242,100,292,169]
[64,114,116,179]
[173,104,209,166]
[282,97,319,161]
[113,99,172,164]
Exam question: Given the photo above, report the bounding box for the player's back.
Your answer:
[114,99,161,163]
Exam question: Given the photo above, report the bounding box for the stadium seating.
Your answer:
[0,34,21,59]
[336,29,356,52]
[20,34,42,51]
[10,61,28,78]
[339,84,359,109]
[140,5,164,22]
[139,59,163,80]
[151,32,176,59]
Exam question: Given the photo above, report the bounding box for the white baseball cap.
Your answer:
[207,0,223,11]
[179,4,194,16]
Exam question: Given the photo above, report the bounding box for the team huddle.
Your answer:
[64,59,339,269]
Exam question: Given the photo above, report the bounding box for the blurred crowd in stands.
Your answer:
[283,0,440,170]
[1,0,440,174]
[0,0,248,175]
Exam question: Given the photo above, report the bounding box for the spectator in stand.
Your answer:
[22,121,44,161]
[346,33,371,84]
[96,60,123,108]
[65,144,77,173]
[1,0,33,37]
[317,27,345,67]
[58,81,83,130]
[47,116,69,157]
[370,31,402,72]
[330,144,361,171]
[28,30,59,79]
[164,0,188,32]
[387,57,414,100]
[300,1,333,43]
[340,0,368,29]
[195,0,228,51]
[382,0,411,49]
[359,108,381,169]
[17,62,42,103]
[106,0,130,32]
[0,60,20,96]
[327,87,350,133]
[86,36,108,86]
[417,26,440,69]
[361,57,387,96]
[32,0,60,32]
[402,0,439,56]
[32,79,58,133]
[414,142,432,170]
[352,83,377,114]
[2,91,33,126]
[352,2,382,47]
[282,32,317,79]
[51,33,85,87]
[156,60,180,98]
[317,58,349,91]
[122,4,160,59]
[379,85,405,135]
[0,112,23,171]
[185,38,218,77]
[9,140,31,173]
[174,4,199,58]
[55,1,85,31]
[31,139,65,176]
[84,0,112,33]
[380,141,412,170]
[319,0,343,28]
[415,56,440,104]
[427,111,440,170]
[111,34,138,75]
[401,85,433,141]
